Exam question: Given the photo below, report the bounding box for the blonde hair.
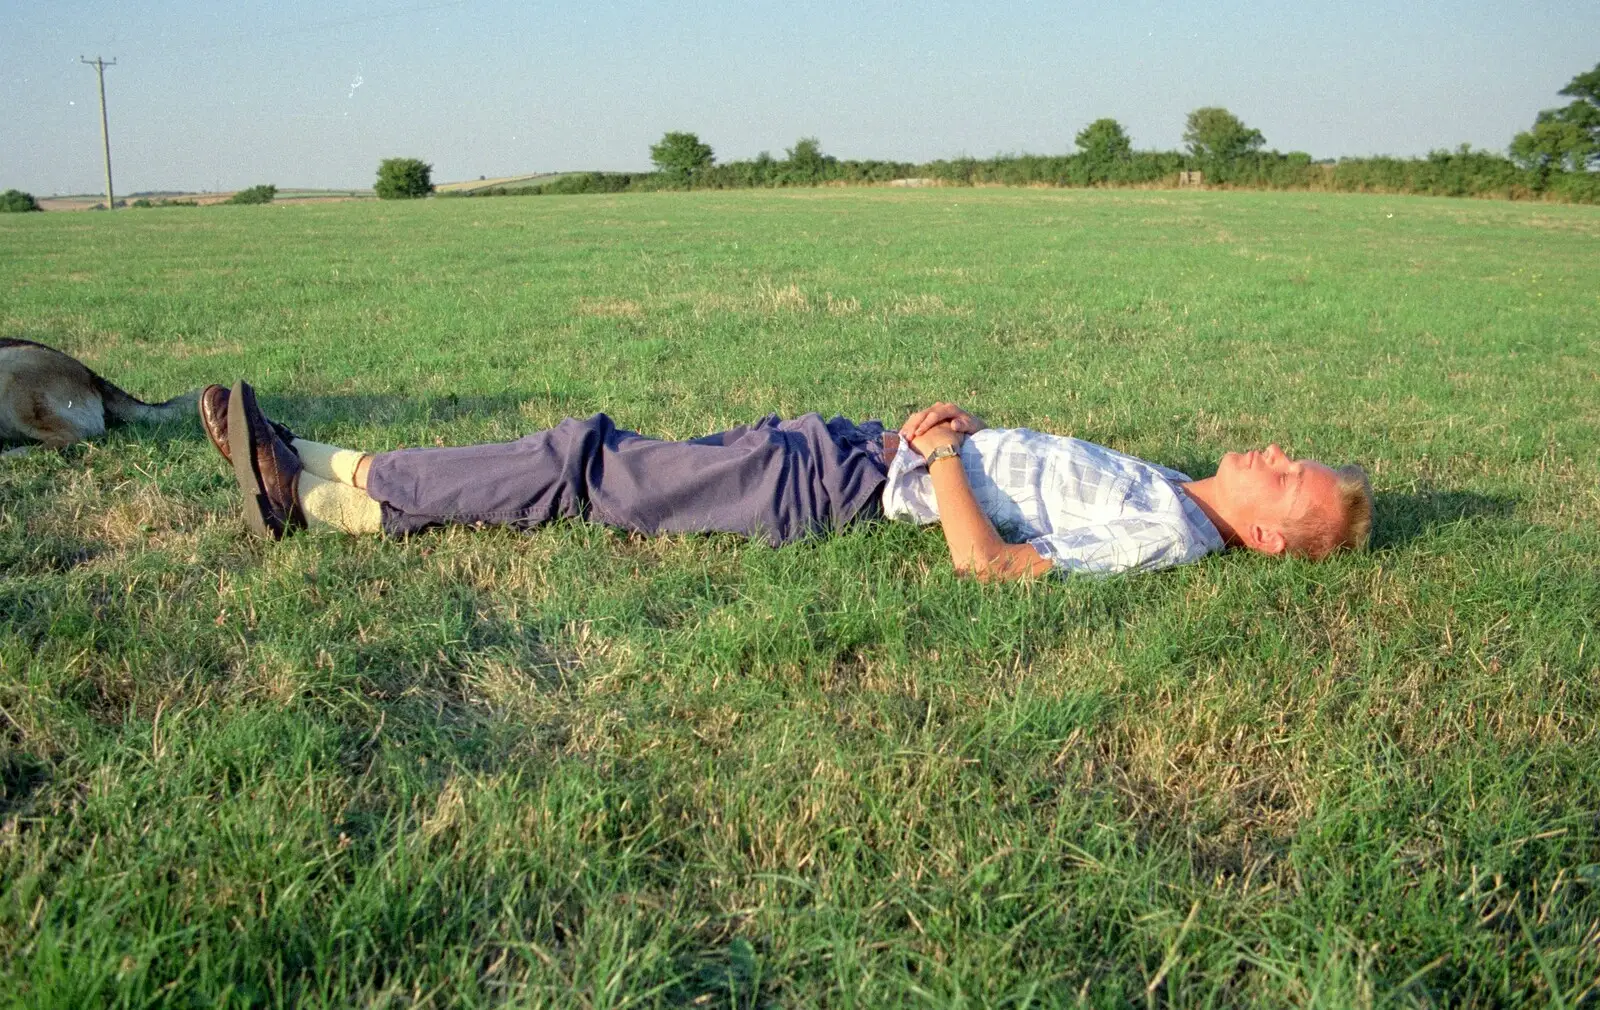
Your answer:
[1288,464,1373,560]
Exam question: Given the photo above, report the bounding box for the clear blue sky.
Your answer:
[4,0,1596,195]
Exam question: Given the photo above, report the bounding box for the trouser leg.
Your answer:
[363,412,888,544]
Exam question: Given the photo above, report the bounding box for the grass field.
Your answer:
[2,188,1599,1007]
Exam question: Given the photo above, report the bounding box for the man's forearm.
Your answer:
[927,456,1052,581]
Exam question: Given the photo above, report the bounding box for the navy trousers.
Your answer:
[364,413,891,545]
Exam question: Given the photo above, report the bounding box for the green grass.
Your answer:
[2,188,1599,1007]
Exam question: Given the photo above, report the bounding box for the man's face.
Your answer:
[1214,444,1341,554]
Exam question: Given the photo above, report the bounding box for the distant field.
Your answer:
[435,173,569,193]
[2,189,1599,1006]
[273,188,373,202]
[37,189,374,210]
[38,180,553,209]
[35,194,123,211]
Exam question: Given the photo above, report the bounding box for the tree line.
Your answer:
[444,62,1600,205]
[5,65,1593,211]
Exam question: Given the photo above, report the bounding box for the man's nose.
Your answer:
[1266,444,1285,463]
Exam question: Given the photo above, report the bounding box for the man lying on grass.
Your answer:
[200,382,1373,580]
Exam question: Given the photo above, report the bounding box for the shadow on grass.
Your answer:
[0,750,49,817]
[38,391,547,455]
[670,938,769,1010]
[0,534,102,576]
[331,584,581,784]
[2,391,550,463]
[1372,489,1519,550]
[261,391,539,430]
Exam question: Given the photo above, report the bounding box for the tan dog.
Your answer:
[0,339,199,456]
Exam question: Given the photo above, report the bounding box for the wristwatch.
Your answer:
[924,444,961,467]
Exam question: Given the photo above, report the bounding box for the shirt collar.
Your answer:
[1174,483,1227,554]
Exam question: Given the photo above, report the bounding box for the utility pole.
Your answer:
[79,56,117,210]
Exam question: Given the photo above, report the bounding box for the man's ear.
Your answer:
[1248,523,1287,556]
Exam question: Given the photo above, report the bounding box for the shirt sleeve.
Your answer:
[1028,517,1203,575]
[879,441,945,526]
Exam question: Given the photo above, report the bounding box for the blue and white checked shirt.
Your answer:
[881,428,1226,575]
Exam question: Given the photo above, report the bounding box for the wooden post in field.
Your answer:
[80,56,117,210]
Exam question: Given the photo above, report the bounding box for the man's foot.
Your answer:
[198,383,298,465]
[226,380,306,540]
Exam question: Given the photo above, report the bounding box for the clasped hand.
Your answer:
[899,402,986,457]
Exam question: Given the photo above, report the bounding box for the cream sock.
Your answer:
[298,472,383,535]
[291,439,367,486]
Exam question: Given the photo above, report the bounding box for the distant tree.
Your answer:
[226,184,277,205]
[1075,119,1132,160]
[0,189,41,212]
[1510,62,1600,173]
[375,158,434,199]
[649,132,714,186]
[1183,107,1266,161]
[784,136,829,179]
[1512,118,1596,173]
[1074,119,1133,180]
[754,150,775,175]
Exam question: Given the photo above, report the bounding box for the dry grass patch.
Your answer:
[1520,213,1600,236]
[417,776,469,844]
[824,293,860,316]
[679,281,869,319]
[1096,714,1319,841]
[20,467,213,565]
[696,773,857,877]
[93,483,208,551]
[1073,662,1341,877]
[462,655,571,729]
[680,290,741,319]
[753,280,809,313]
[888,292,970,318]
[575,297,643,319]
[677,283,962,320]
[232,645,309,708]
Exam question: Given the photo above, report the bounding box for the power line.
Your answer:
[80,56,117,210]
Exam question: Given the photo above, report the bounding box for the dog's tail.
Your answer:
[94,374,200,426]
